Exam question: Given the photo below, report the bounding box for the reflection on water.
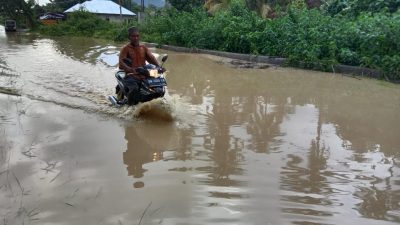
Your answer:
[48,36,117,65]
[0,32,400,225]
[123,121,180,188]
[123,124,162,188]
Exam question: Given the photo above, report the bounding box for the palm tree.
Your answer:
[204,0,274,18]
[203,0,231,14]
[204,0,322,18]
[247,0,312,18]
[247,0,274,18]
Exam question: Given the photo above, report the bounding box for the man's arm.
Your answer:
[144,47,160,67]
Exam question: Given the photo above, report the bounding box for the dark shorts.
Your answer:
[123,76,140,92]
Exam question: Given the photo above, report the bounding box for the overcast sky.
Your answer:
[37,0,50,5]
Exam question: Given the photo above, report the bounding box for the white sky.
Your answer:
[37,0,50,6]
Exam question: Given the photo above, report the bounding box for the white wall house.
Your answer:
[64,0,136,22]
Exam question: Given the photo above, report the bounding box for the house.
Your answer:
[39,12,67,25]
[64,0,136,22]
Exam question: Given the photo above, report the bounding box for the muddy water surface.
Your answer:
[1,27,400,225]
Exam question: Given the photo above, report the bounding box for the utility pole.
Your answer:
[119,0,122,21]
[138,0,145,23]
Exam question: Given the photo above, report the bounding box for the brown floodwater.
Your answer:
[0,27,400,225]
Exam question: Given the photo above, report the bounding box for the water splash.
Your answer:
[133,98,174,121]
[95,94,195,126]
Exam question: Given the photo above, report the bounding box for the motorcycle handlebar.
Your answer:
[136,67,150,77]
[136,65,166,76]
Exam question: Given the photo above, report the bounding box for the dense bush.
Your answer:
[140,1,267,53]
[140,1,400,80]
[39,11,129,40]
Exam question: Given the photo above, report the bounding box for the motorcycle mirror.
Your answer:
[160,55,168,68]
[161,55,168,63]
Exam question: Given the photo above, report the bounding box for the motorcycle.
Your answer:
[108,55,168,106]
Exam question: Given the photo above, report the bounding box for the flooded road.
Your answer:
[1,27,400,225]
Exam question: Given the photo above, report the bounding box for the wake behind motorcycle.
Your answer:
[108,55,168,106]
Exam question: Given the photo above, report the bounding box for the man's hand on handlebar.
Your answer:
[158,67,166,74]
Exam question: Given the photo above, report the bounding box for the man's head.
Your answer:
[128,27,140,46]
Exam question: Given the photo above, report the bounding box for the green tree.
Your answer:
[204,0,232,14]
[323,0,400,16]
[48,0,85,11]
[167,0,203,11]
[0,0,36,28]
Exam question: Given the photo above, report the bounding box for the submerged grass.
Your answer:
[0,63,20,96]
[0,87,20,96]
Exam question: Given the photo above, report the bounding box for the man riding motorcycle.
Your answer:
[116,27,165,103]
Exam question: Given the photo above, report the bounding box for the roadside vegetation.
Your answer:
[37,11,126,40]
[3,0,400,81]
[142,0,400,81]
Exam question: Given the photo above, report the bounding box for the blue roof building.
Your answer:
[65,0,136,22]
